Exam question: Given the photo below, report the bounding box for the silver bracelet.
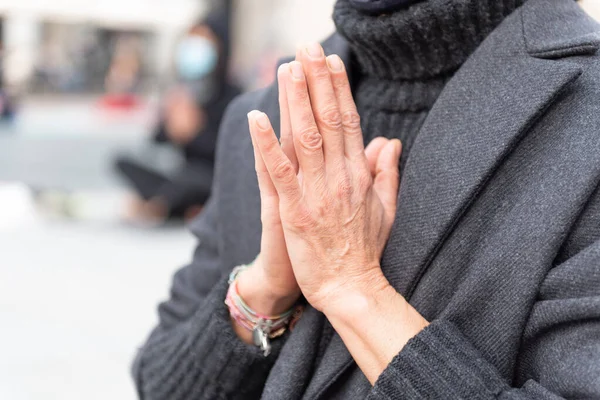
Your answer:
[226,263,297,356]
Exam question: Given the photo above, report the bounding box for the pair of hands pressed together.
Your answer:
[235,42,428,384]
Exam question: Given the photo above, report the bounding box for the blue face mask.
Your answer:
[176,36,218,81]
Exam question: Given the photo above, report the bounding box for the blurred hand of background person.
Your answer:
[163,87,206,145]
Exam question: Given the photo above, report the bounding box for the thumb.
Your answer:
[373,139,402,221]
[364,137,389,177]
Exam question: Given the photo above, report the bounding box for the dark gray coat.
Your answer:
[133,0,600,398]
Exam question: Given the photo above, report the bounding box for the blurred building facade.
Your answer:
[0,0,338,94]
[0,0,205,91]
[231,0,337,89]
[229,0,600,89]
[0,0,596,93]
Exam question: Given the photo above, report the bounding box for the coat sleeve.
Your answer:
[367,240,600,399]
[132,97,285,400]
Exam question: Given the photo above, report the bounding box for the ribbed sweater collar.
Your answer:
[333,0,528,81]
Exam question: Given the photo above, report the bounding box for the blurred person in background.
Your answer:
[115,8,241,225]
[0,42,16,123]
[133,0,600,398]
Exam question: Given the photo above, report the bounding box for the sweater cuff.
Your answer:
[137,276,287,399]
[189,277,287,396]
[369,320,509,399]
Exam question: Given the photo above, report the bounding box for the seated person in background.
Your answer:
[116,10,241,224]
[0,43,16,123]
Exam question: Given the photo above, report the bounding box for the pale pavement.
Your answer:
[0,97,197,399]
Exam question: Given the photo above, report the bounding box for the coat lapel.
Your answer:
[305,0,596,398]
[380,0,586,299]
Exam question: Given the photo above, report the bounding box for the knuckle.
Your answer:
[309,63,331,80]
[289,208,315,232]
[342,111,361,132]
[356,169,373,193]
[376,168,399,187]
[299,128,323,150]
[263,136,279,154]
[333,75,349,90]
[335,177,353,199]
[317,107,343,131]
[314,201,330,218]
[374,173,388,188]
[292,79,310,97]
[272,160,295,181]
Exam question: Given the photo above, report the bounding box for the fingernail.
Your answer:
[289,61,304,80]
[394,139,402,157]
[326,55,343,72]
[306,42,323,59]
[255,112,270,130]
[247,110,265,129]
[277,63,288,76]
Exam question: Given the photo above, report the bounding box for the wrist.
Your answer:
[320,268,429,385]
[321,267,394,321]
[236,265,300,316]
[322,268,429,340]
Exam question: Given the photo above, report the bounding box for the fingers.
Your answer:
[248,110,302,206]
[373,139,402,221]
[249,115,277,198]
[364,137,389,177]
[250,119,282,228]
[326,54,366,161]
[286,61,326,189]
[277,63,298,172]
[296,43,345,172]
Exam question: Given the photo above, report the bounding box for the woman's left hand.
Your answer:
[248,42,401,314]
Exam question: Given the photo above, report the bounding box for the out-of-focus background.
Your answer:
[0,1,335,399]
[0,1,597,399]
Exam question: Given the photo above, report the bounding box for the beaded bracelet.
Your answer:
[225,264,302,356]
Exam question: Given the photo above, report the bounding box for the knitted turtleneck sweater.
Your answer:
[333,0,527,171]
